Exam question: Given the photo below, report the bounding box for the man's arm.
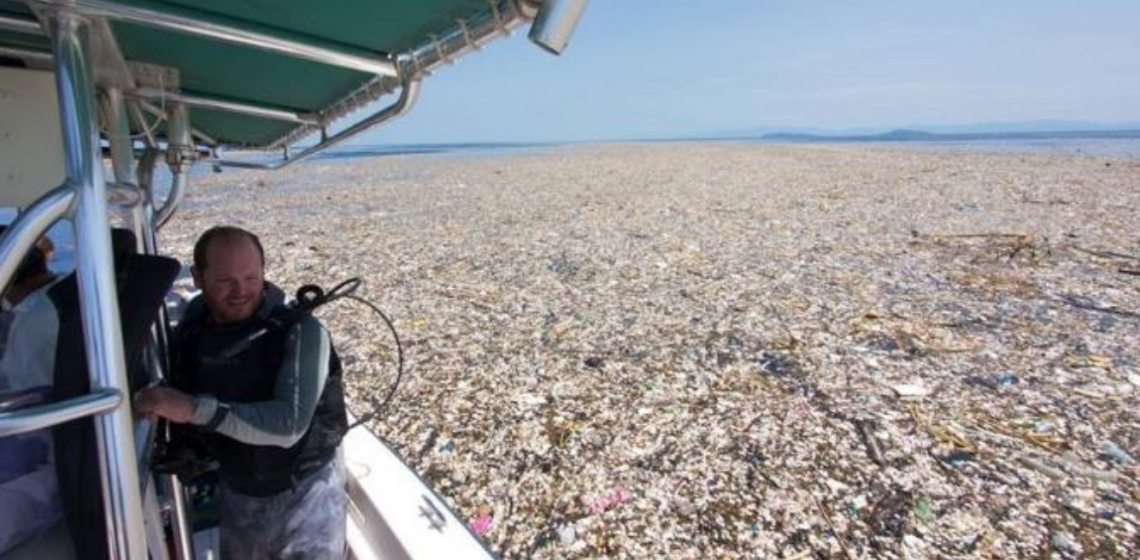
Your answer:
[137,316,331,448]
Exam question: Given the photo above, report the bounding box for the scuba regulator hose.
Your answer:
[217,277,406,429]
[341,290,406,430]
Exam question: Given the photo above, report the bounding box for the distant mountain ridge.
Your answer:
[704,120,1140,141]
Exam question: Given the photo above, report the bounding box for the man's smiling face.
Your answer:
[192,236,264,324]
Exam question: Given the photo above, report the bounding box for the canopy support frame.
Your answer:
[51,11,148,560]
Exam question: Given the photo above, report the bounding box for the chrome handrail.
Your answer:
[0,389,122,438]
[212,77,422,170]
[0,184,75,292]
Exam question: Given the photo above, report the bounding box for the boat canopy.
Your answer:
[0,0,588,152]
[0,3,591,559]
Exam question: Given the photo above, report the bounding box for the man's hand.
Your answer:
[134,387,195,424]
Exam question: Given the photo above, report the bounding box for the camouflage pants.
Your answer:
[218,451,346,560]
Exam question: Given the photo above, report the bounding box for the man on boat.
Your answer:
[135,225,349,560]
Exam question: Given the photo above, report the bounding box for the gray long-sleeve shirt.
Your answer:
[187,314,332,448]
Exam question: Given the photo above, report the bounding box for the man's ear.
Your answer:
[191,265,204,290]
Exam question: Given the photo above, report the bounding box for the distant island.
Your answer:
[760,129,1140,143]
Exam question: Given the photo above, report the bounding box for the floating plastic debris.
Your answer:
[470,513,493,537]
[892,383,930,400]
[1101,441,1136,465]
[165,144,1140,559]
[558,524,576,546]
[589,487,631,516]
[1051,531,1083,556]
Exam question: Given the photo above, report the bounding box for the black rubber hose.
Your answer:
[340,293,405,430]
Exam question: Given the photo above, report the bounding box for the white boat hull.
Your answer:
[343,418,495,560]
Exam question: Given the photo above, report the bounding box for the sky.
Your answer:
[354,0,1140,144]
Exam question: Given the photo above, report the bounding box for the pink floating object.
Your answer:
[470,513,494,536]
[589,486,632,515]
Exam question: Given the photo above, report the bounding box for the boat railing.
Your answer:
[0,13,151,559]
[0,388,123,438]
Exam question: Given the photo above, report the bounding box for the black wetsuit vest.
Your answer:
[174,302,348,497]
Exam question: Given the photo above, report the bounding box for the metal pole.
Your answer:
[156,102,192,229]
[165,475,196,560]
[142,476,172,560]
[104,93,176,535]
[0,13,42,34]
[105,85,171,385]
[134,148,161,255]
[101,88,155,255]
[51,13,147,560]
[129,88,320,125]
[0,45,53,64]
[102,88,135,185]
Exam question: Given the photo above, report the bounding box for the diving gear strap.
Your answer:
[218,278,361,360]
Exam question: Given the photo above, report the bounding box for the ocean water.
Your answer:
[307,141,556,160]
[304,142,560,162]
[214,142,561,169]
[308,137,1140,163]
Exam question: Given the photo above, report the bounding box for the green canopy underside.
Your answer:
[0,1,48,51]
[0,28,48,50]
[112,0,491,146]
[0,0,32,17]
[0,0,498,146]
